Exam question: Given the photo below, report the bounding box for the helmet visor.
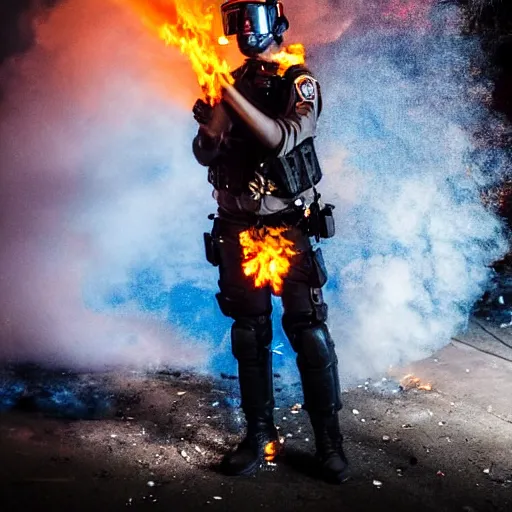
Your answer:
[222,4,271,37]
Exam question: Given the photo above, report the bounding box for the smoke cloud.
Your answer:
[0,0,508,386]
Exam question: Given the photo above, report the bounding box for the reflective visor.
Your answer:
[222,4,270,36]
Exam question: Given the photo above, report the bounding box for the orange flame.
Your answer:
[122,1,306,102]
[158,0,234,104]
[239,227,297,295]
[270,44,306,76]
[264,440,279,462]
[400,374,432,391]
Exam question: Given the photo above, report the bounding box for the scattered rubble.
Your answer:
[1,358,511,511]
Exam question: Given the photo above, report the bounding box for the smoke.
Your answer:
[0,0,216,370]
[312,2,509,383]
[0,0,508,386]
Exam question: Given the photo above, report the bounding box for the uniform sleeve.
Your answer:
[192,102,232,167]
[274,74,320,158]
[220,72,320,155]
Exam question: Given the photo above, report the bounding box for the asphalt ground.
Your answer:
[0,320,511,512]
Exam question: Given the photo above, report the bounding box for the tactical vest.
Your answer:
[207,59,323,199]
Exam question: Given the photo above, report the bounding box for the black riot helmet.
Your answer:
[221,0,289,58]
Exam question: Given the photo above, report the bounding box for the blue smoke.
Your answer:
[0,368,111,418]
[307,6,508,382]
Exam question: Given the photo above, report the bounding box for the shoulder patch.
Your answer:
[295,75,316,102]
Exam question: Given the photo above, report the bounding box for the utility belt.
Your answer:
[203,193,335,268]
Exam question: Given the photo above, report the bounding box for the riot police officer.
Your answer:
[192,0,349,484]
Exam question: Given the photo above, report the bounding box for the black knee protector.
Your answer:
[284,319,342,415]
[231,315,274,419]
[231,316,272,362]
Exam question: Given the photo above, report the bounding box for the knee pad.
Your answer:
[285,322,342,414]
[231,316,272,363]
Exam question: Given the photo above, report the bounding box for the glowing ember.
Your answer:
[218,35,229,46]
[270,43,306,76]
[239,227,297,295]
[264,440,279,462]
[400,374,432,391]
[158,0,234,105]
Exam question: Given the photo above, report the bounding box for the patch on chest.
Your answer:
[295,75,316,102]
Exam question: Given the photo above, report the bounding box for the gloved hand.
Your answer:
[193,99,213,125]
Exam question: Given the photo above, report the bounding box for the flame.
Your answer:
[264,440,279,462]
[157,0,234,104]
[270,44,306,76]
[122,1,306,102]
[239,227,297,295]
[400,374,432,391]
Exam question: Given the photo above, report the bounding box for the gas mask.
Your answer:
[221,1,289,58]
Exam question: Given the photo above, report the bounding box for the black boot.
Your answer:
[283,318,349,483]
[222,315,278,476]
[311,414,350,484]
[222,418,280,476]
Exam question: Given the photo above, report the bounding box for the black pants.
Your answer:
[211,213,342,419]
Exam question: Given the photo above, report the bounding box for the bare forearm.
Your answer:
[222,85,283,149]
[222,83,317,157]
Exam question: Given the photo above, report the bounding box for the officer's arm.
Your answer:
[221,74,319,158]
[192,103,231,167]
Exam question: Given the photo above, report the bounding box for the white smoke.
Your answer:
[0,0,507,385]
[313,6,508,383]
[0,0,216,369]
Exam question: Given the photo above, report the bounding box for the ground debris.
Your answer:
[180,450,191,462]
[291,403,302,413]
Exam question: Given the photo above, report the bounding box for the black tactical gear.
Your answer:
[192,40,347,481]
[206,215,347,480]
[202,60,323,199]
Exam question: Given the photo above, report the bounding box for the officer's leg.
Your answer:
[213,218,277,475]
[281,236,348,483]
